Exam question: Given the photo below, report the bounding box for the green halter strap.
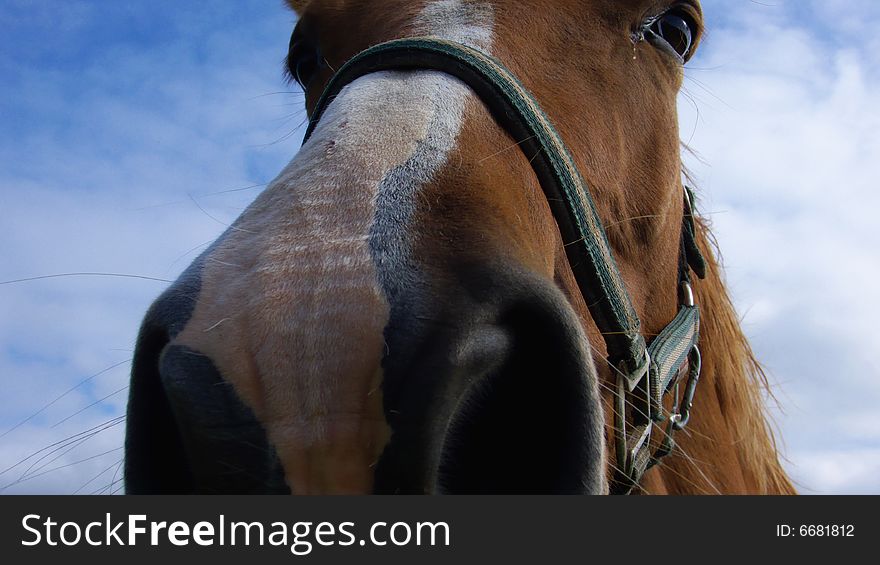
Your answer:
[303,37,706,494]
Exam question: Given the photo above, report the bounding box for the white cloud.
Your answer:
[682,2,880,493]
[0,2,302,493]
[788,448,880,495]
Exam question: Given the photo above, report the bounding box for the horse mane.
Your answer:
[690,214,796,494]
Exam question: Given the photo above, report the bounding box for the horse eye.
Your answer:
[647,10,696,61]
[286,31,323,90]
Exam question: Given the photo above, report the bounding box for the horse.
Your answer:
[124,0,796,494]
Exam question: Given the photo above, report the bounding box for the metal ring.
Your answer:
[680,281,695,307]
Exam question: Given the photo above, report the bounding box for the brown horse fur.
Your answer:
[124,0,793,494]
[282,0,795,494]
[641,221,796,494]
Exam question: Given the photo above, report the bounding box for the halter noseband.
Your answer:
[302,37,706,494]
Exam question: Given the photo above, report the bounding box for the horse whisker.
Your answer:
[0,359,130,440]
[0,273,171,286]
[2,447,124,493]
[73,457,125,495]
[51,386,129,429]
[0,416,125,478]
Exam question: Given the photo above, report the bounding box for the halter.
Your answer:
[302,37,707,494]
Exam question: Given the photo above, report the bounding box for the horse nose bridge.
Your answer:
[136,68,475,494]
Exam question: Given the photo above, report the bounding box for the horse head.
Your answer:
[125,0,794,495]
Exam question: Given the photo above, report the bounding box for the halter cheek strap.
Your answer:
[303,37,706,494]
[616,188,706,494]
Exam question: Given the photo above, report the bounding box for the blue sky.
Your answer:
[1,0,877,494]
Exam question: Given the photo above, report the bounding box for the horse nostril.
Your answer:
[158,345,290,494]
[436,299,604,494]
[125,326,193,494]
[126,312,290,494]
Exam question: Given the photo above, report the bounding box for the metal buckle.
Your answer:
[680,281,695,307]
[673,345,701,431]
[614,351,652,481]
[620,349,651,393]
[683,185,694,212]
[651,344,701,468]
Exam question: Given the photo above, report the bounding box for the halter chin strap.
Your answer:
[303,37,706,494]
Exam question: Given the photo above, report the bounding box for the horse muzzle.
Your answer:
[124,251,607,494]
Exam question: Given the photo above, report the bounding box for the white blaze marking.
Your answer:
[184,1,496,492]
